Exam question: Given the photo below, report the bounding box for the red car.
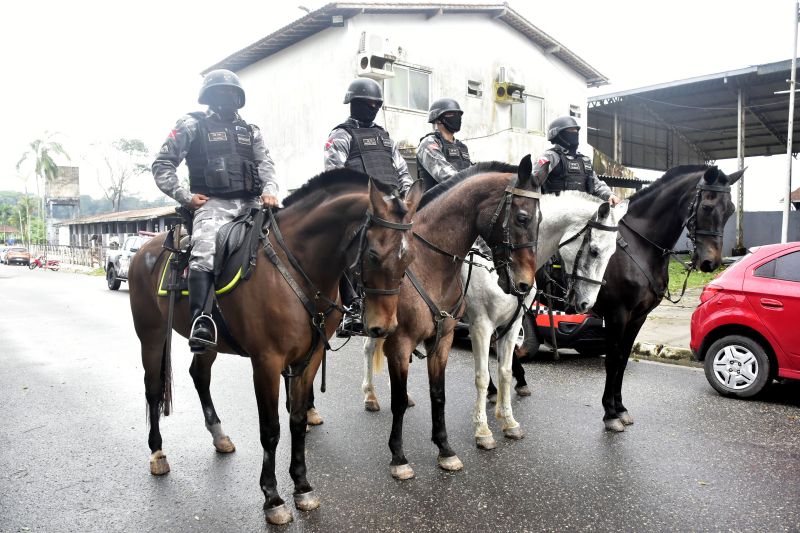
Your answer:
[691,242,800,398]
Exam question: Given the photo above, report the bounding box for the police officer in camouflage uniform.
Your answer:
[533,116,621,205]
[324,77,413,336]
[417,98,472,190]
[153,69,279,353]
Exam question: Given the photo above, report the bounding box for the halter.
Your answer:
[557,217,619,302]
[348,211,413,297]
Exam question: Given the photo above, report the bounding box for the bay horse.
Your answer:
[363,157,544,479]
[128,169,423,524]
[590,165,743,431]
[465,193,626,449]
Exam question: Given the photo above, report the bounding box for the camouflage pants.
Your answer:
[190,197,260,272]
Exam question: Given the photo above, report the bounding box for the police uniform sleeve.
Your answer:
[585,159,613,200]
[324,128,351,170]
[532,150,559,185]
[391,141,413,195]
[152,115,197,207]
[418,136,458,184]
[251,125,279,197]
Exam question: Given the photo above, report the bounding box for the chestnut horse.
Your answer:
[364,157,544,479]
[128,169,423,524]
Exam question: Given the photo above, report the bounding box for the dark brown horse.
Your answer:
[364,157,544,479]
[128,169,423,524]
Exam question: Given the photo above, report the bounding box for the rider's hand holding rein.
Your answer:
[261,194,279,208]
[189,193,209,210]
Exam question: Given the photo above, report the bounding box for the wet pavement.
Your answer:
[1,265,799,532]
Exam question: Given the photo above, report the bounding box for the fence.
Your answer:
[28,244,107,269]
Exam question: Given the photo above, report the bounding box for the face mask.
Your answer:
[350,100,380,123]
[557,131,580,154]
[208,91,241,120]
[440,114,462,133]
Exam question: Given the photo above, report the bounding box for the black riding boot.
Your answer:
[336,274,364,338]
[188,269,216,353]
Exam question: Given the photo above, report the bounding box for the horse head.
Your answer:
[689,166,744,272]
[359,178,424,337]
[488,154,543,296]
[560,200,628,313]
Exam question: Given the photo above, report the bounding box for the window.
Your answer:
[755,251,800,282]
[511,94,545,132]
[570,104,582,118]
[467,79,483,98]
[385,64,430,112]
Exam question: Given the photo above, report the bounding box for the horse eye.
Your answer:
[702,204,713,213]
[516,213,531,227]
[367,249,380,265]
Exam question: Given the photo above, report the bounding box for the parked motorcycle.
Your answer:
[29,255,61,271]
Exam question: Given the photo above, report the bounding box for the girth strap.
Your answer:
[406,268,464,357]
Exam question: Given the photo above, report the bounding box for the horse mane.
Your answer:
[552,190,604,205]
[419,161,518,210]
[627,164,709,203]
[282,168,395,208]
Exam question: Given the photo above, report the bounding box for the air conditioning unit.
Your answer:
[356,32,396,80]
[494,66,525,104]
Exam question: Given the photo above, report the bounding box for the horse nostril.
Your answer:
[518,282,531,293]
[700,260,713,273]
[368,327,386,338]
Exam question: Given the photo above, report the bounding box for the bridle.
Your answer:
[685,182,731,245]
[348,210,413,297]
[557,214,619,302]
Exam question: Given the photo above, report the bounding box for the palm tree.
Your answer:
[0,203,13,243]
[16,132,70,244]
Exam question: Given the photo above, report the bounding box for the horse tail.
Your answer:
[372,338,385,374]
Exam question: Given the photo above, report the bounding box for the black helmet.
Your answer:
[427,98,463,123]
[343,78,383,104]
[547,116,580,142]
[199,69,245,108]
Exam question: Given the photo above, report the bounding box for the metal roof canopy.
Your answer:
[202,2,608,87]
[587,60,800,171]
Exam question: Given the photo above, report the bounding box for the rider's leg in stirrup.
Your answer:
[188,268,217,352]
[336,272,363,338]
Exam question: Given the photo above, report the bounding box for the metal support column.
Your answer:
[734,87,746,255]
[613,109,621,162]
[782,0,799,244]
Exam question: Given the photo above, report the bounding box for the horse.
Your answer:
[588,165,743,431]
[361,157,544,479]
[465,192,626,449]
[128,169,424,525]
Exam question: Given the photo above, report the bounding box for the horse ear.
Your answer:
[597,201,610,219]
[703,165,720,184]
[613,200,629,220]
[518,154,533,188]
[368,177,390,217]
[725,168,746,185]
[403,179,424,219]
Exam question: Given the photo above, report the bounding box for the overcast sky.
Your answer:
[2,0,798,210]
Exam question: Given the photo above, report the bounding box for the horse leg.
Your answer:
[306,386,323,426]
[287,352,322,513]
[427,335,463,472]
[142,335,170,476]
[386,339,414,479]
[470,319,496,450]
[251,356,293,525]
[486,374,498,404]
[362,337,381,412]
[512,353,530,396]
[495,330,523,440]
[614,315,647,427]
[189,351,235,453]
[602,313,628,432]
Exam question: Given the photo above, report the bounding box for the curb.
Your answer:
[632,341,694,362]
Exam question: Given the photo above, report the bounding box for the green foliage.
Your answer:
[668,258,725,293]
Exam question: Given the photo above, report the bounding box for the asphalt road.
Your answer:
[1,264,799,533]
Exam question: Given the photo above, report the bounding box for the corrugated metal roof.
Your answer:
[203,2,607,87]
[792,186,800,203]
[58,206,179,226]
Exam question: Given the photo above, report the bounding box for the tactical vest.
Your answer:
[186,112,261,199]
[336,123,398,190]
[542,148,591,195]
[416,132,471,191]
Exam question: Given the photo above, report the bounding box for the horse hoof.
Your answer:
[264,503,293,525]
[306,407,323,426]
[487,394,497,404]
[391,464,415,480]
[503,426,525,440]
[364,399,380,412]
[476,435,496,450]
[294,491,320,512]
[619,411,634,426]
[406,395,415,407]
[604,418,625,432]
[149,450,170,476]
[515,385,531,397]
[437,455,464,471]
[214,436,236,453]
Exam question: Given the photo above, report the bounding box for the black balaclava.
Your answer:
[208,91,241,121]
[350,100,380,124]
[440,114,462,134]
[556,131,580,155]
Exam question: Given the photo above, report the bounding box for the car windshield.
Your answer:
[11,247,26,252]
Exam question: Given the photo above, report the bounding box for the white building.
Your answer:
[204,2,608,192]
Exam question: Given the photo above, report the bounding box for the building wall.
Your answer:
[237,13,590,193]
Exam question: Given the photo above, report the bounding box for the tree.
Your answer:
[0,203,14,243]
[16,132,71,243]
[97,138,150,212]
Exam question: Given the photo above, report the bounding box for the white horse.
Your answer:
[360,193,626,435]
[464,192,626,449]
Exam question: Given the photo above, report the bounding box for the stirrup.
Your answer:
[189,314,218,348]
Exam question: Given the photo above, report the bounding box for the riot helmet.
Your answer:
[343,77,383,104]
[428,98,463,133]
[547,116,581,153]
[198,69,246,111]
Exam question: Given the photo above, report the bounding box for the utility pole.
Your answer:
[782,0,799,243]
[734,87,746,255]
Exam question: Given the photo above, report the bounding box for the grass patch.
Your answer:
[87,267,106,276]
[668,257,725,293]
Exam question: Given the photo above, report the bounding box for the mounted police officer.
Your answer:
[417,98,472,190]
[533,116,621,205]
[153,69,280,353]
